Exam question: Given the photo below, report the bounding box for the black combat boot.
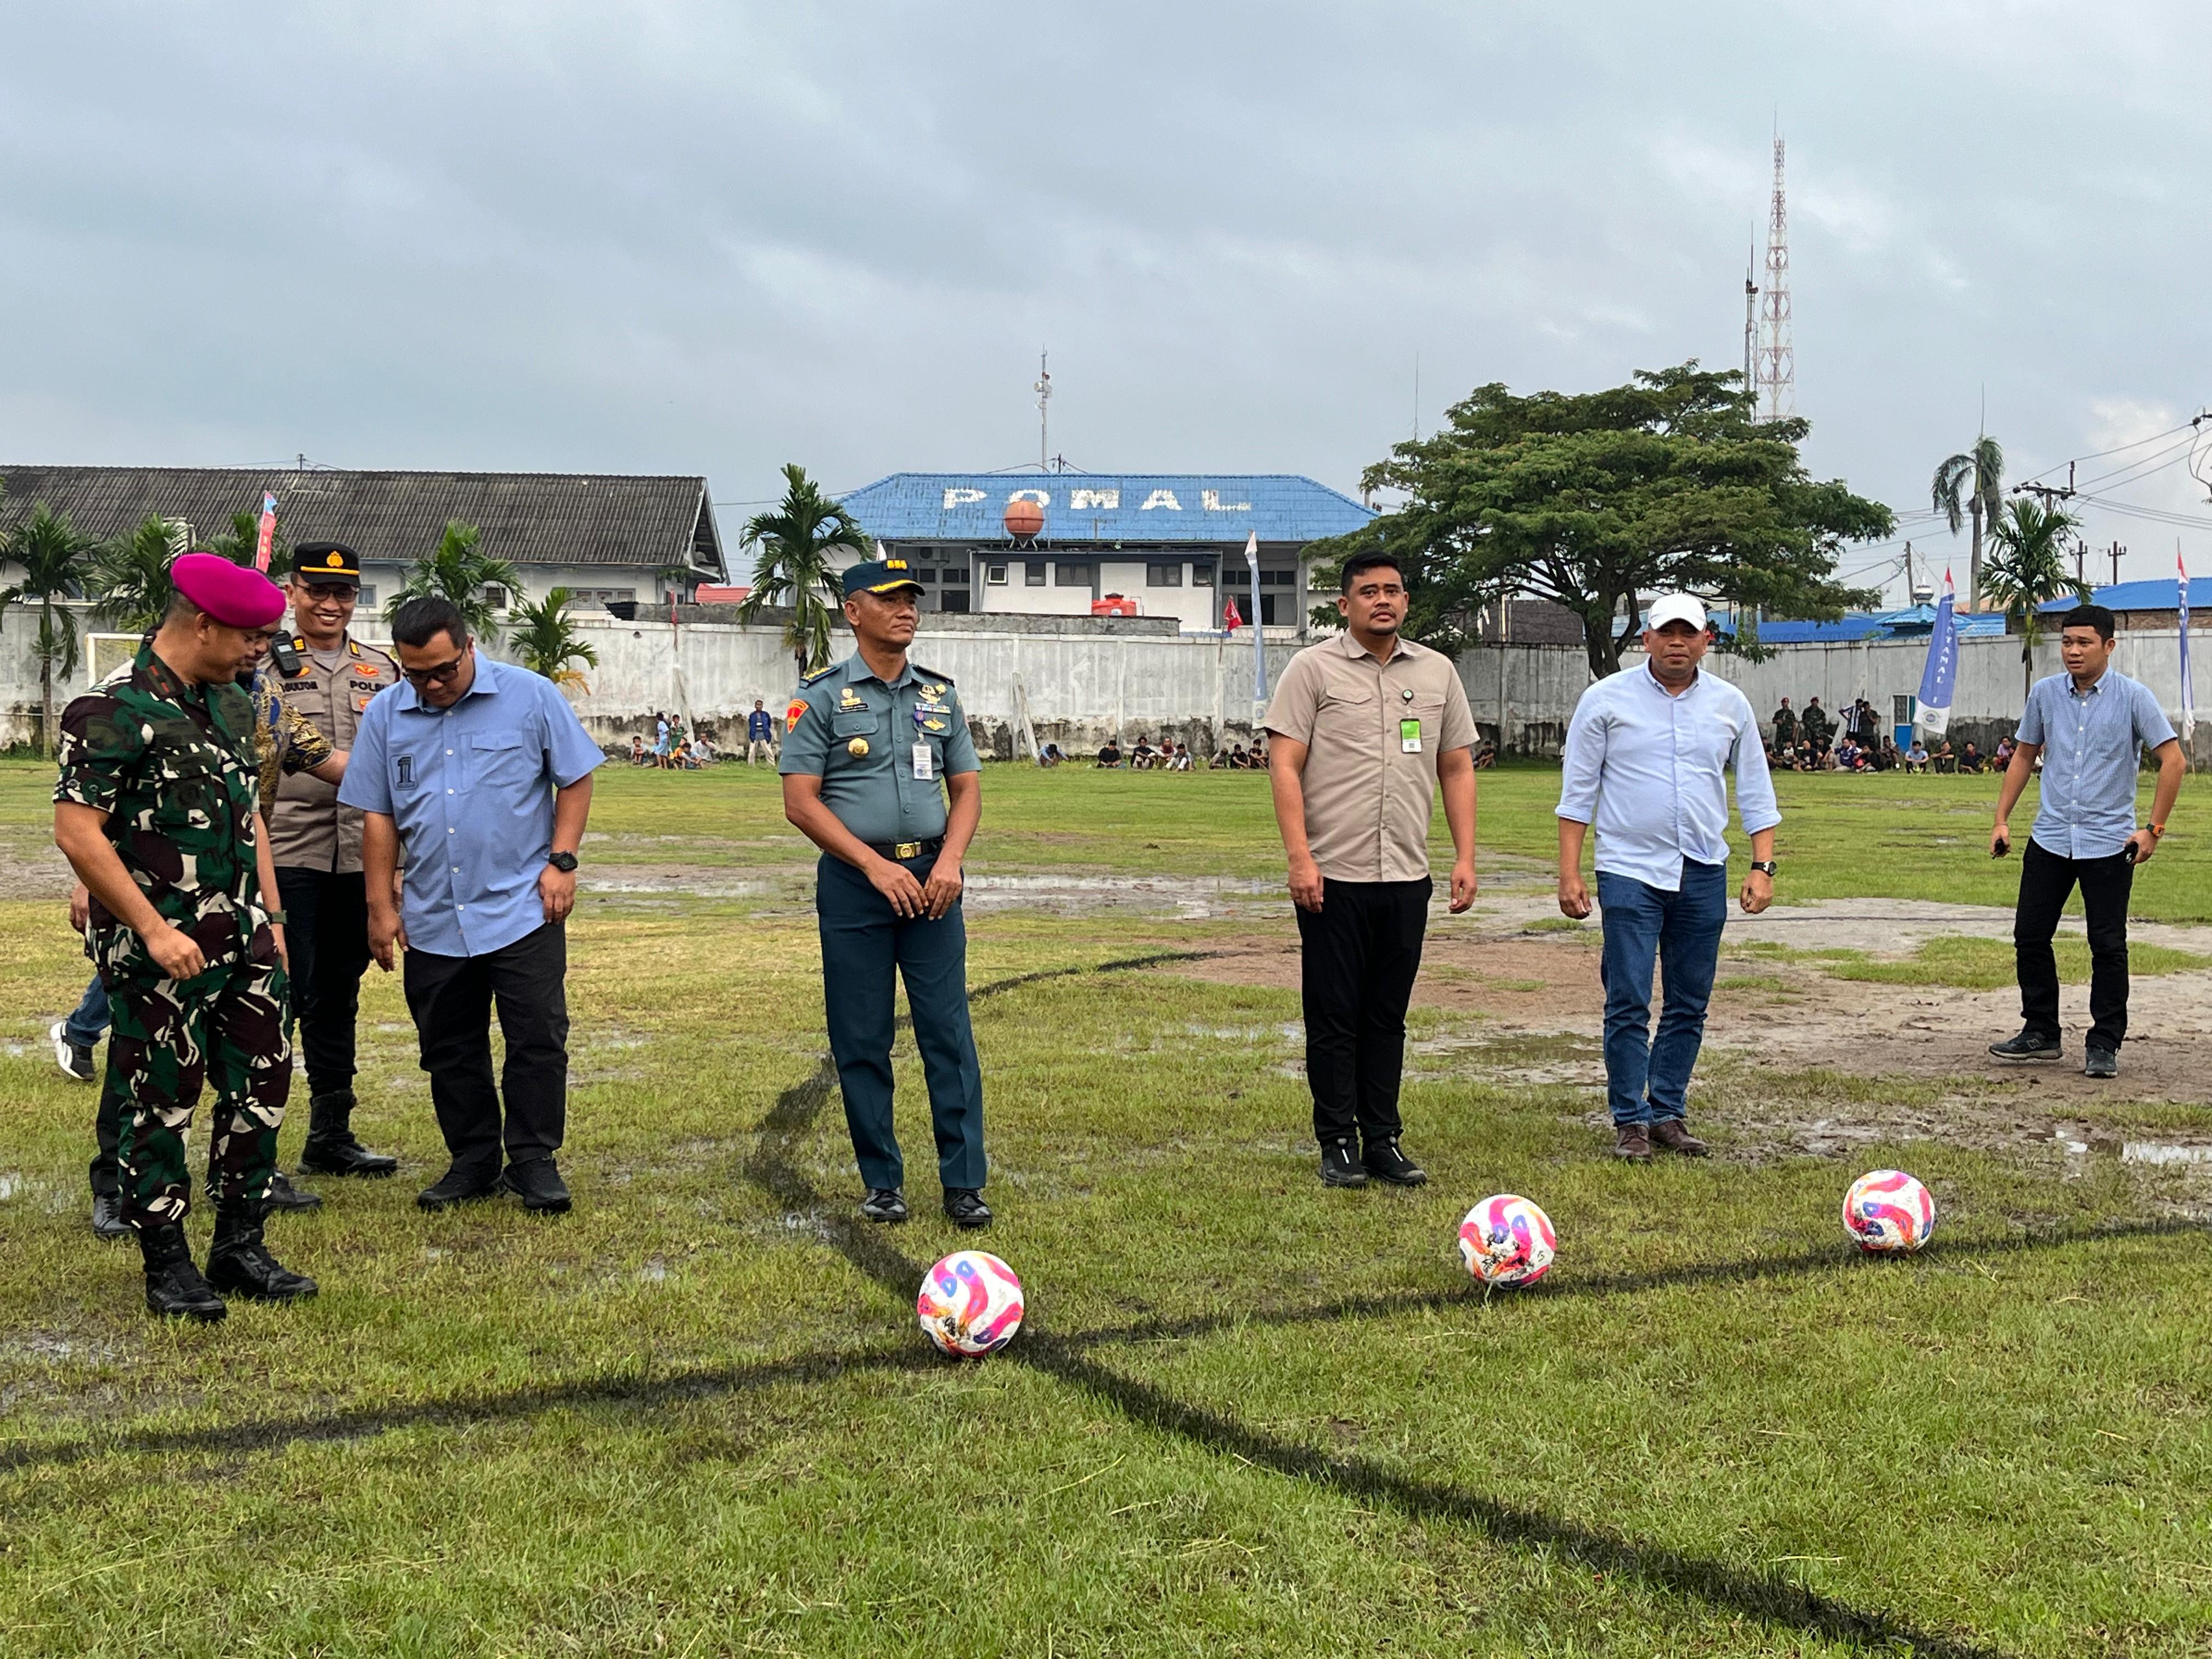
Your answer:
[138,1223,227,1322]
[205,1201,319,1304]
[298,1090,399,1177]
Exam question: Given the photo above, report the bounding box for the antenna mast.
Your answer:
[1742,247,1758,402]
[1757,136,1795,421]
[1034,349,1051,472]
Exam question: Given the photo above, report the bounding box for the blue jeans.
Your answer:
[65,973,109,1048]
[1596,861,1728,1127]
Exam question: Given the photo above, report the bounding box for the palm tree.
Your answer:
[510,586,599,690]
[0,502,98,756]
[386,521,522,643]
[737,464,872,678]
[88,515,189,634]
[208,506,283,571]
[1980,499,2090,696]
[1932,436,2005,613]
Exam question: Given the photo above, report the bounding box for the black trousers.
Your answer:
[1295,878,1431,1146]
[402,923,569,1172]
[2016,838,2135,1051]
[275,867,370,1099]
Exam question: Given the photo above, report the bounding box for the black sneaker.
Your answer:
[503,1157,572,1214]
[943,1188,992,1229]
[2084,1046,2119,1079]
[1320,1139,1369,1188]
[860,1187,909,1223]
[1988,1029,2062,1062]
[1362,1137,1428,1187]
[49,1020,95,1084]
[417,1163,504,1211]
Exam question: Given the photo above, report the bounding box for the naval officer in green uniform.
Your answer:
[780,556,990,1229]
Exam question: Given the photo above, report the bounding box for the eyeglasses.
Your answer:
[401,650,468,687]
[301,583,357,602]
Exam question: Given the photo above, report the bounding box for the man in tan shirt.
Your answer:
[269,542,403,1180]
[1265,549,1478,1189]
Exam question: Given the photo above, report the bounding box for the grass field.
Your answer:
[2,758,2209,1656]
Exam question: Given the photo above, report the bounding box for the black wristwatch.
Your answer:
[547,851,579,873]
[1750,860,1778,877]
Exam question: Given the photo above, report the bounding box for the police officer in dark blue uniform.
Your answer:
[780,556,990,1228]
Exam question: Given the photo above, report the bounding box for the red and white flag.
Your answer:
[1223,596,1244,630]
[253,492,278,572]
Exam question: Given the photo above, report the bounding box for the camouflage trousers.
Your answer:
[109,953,292,1229]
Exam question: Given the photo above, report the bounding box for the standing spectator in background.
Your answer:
[1801,697,1832,761]
[1556,594,1777,1163]
[345,596,605,1215]
[1771,697,1798,753]
[746,699,778,766]
[653,712,671,768]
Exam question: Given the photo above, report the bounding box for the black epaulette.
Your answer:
[912,665,955,687]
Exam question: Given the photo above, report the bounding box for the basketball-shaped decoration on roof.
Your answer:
[1003,498,1046,540]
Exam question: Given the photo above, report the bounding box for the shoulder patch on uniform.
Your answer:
[785,696,809,734]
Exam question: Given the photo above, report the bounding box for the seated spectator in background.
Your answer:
[1475,741,1498,769]
[1876,736,1900,771]
[1959,741,1984,774]
[1905,738,1930,773]
[1994,735,2016,769]
[1934,739,1957,773]
[1096,740,1124,768]
[1208,747,1233,769]
[1169,743,1193,771]
[1834,736,1863,772]
[1040,742,1065,767]
[1250,741,1268,769]
[1130,736,1157,769]
[1226,743,1251,769]
[1792,739,1814,772]
[692,734,715,765]
[629,734,646,766]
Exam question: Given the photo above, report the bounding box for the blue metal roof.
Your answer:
[1754,606,2008,645]
[2038,579,2183,614]
[838,472,1375,546]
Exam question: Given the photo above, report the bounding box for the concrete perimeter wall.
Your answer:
[4,606,2203,763]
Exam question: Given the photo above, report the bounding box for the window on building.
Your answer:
[914,568,935,584]
[1025,562,1047,586]
[1260,593,1282,626]
[1146,563,1183,587]
[483,585,510,610]
[357,585,379,608]
[1055,563,1093,587]
[1260,568,1297,589]
[987,563,1009,585]
[1191,563,1214,587]
[941,589,971,613]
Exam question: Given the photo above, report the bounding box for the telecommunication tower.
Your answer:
[1757,137,1794,421]
[1742,250,1758,400]
[1034,349,1052,472]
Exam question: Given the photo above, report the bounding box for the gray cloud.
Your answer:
[5,1,2210,595]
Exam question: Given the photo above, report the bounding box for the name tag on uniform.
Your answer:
[912,743,934,781]
[1399,717,1422,754]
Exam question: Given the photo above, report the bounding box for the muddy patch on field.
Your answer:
[963,873,1282,918]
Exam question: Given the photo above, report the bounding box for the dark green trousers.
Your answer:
[816,852,986,1192]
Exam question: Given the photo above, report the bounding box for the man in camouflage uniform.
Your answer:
[53,554,319,1321]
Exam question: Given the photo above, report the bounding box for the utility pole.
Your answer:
[1034,349,1051,472]
[1904,541,1916,605]
[1742,251,1758,398]
[2016,462,2077,509]
[2073,538,2086,588]
[1756,137,1795,421]
[2110,542,2125,587]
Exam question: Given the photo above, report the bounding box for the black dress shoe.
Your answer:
[503,1157,572,1214]
[2084,1045,2119,1079]
[1989,1028,2062,1062]
[860,1187,909,1223]
[299,1090,400,1178]
[90,1190,130,1240]
[205,1204,318,1304]
[416,1163,504,1211]
[1361,1137,1429,1186]
[138,1223,225,1322]
[943,1188,992,1228]
[1320,1139,1369,1188]
[264,1171,324,1212]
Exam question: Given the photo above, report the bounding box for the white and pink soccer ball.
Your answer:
[918,1250,1025,1357]
[1842,1170,1936,1253]
[1458,1194,1556,1286]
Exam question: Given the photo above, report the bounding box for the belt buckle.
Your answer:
[895,840,921,859]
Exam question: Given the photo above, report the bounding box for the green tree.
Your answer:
[88,515,188,634]
[1931,435,2005,614]
[0,501,98,755]
[509,586,600,690]
[386,521,521,644]
[737,464,872,679]
[1980,499,2090,696]
[1308,363,1892,676]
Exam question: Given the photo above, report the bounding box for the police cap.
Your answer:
[291,541,363,585]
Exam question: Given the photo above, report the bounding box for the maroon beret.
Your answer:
[172,552,287,629]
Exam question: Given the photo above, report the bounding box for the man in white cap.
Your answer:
[1555,594,1779,1160]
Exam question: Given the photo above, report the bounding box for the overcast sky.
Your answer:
[5,2,2210,598]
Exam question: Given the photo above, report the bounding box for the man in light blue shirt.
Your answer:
[341,596,605,1213]
[1557,595,1779,1160]
[1988,603,2184,1077]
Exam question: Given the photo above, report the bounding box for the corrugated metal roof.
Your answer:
[2038,579,2182,613]
[0,465,724,577]
[1756,606,2009,644]
[839,472,1374,545]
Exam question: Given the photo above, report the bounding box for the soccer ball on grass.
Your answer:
[918,1250,1025,1356]
[1458,1194,1556,1287]
[1842,1170,1936,1253]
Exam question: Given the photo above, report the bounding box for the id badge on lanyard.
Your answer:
[1400,718,1422,754]
[912,743,935,781]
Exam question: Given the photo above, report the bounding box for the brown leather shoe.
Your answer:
[1650,1119,1709,1157]
[1613,1125,1651,1161]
